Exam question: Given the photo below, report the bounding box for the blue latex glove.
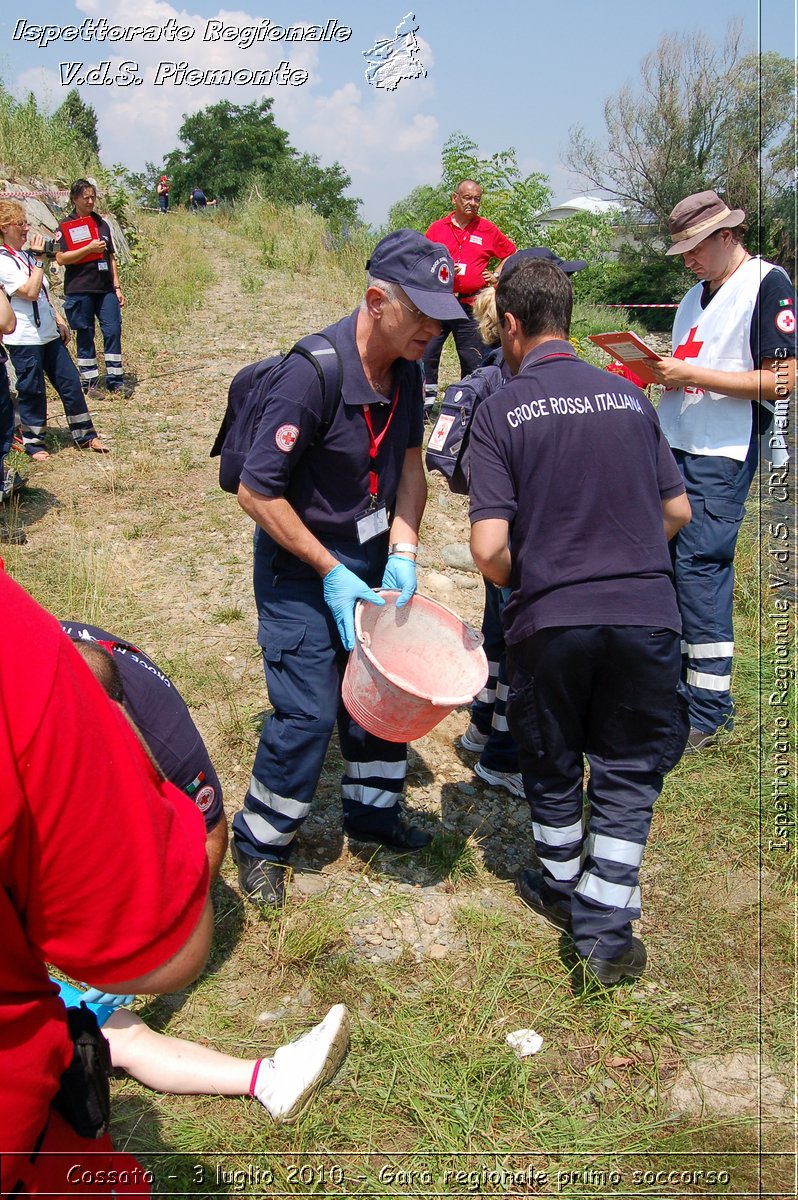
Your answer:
[323,563,385,651]
[381,554,417,608]
[81,987,135,1010]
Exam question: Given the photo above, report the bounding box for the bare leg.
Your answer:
[104,1009,255,1095]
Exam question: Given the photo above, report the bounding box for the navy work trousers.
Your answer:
[671,439,759,734]
[470,580,519,772]
[421,301,486,392]
[232,530,408,863]
[7,339,97,455]
[64,291,123,391]
[507,625,688,960]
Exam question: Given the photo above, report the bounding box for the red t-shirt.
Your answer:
[425,214,516,301]
[0,572,209,1164]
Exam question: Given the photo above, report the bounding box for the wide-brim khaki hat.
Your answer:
[665,190,746,255]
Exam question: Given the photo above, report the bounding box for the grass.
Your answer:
[5,199,793,1196]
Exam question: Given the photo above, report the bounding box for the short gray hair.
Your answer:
[363,275,397,309]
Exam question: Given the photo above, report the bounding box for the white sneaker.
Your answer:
[474,760,524,799]
[460,722,489,753]
[252,1004,350,1123]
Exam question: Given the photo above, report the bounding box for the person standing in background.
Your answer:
[156,175,170,213]
[649,190,796,752]
[422,180,515,409]
[55,179,127,396]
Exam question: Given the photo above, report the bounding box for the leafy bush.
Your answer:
[0,85,100,182]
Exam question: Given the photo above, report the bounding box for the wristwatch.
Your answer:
[389,542,418,557]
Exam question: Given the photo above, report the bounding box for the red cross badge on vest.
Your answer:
[673,326,704,361]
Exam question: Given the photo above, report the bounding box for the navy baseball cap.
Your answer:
[502,246,587,276]
[366,229,466,321]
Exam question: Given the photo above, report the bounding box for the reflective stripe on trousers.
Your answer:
[232,529,408,863]
[507,624,688,959]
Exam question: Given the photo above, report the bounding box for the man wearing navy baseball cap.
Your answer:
[230,229,461,908]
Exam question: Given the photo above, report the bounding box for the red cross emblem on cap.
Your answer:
[673,326,704,361]
[438,263,450,284]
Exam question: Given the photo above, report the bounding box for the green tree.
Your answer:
[164,98,291,204]
[262,153,360,225]
[53,89,99,155]
[567,23,795,263]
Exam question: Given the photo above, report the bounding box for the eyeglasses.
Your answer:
[10,221,29,228]
[394,294,428,322]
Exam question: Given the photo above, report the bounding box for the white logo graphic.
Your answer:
[363,12,426,91]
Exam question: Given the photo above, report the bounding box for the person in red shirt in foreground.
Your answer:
[0,567,212,1195]
[0,570,349,1194]
[423,179,516,407]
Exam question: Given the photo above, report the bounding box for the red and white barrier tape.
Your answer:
[0,190,70,198]
[604,303,678,308]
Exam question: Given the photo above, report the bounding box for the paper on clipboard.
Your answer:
[588,331,662,386]
[60,216,105,262]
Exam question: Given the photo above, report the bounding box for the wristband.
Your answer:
[389,542,418,557]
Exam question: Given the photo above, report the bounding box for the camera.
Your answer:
[43,238,56,256]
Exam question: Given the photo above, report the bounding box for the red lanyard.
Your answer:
[362,386,399,503]
[1,245,35,276]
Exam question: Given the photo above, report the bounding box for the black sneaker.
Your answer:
[231,842,287,909]
[683,726,718,754]
[577,936,647,988]
[515,868,572,932]
[1,472,25,502]
[343,814,432,851]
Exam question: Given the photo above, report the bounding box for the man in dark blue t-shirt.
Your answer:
[60,621,227,878]
[230,229,466,909]
[469,258,692,989]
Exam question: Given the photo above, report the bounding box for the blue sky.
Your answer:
[1,1,794,225]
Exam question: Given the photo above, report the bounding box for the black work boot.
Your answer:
[576,937,647,989]
[515,868,572,932]
[232,842,287,909]
[343,812,432,851]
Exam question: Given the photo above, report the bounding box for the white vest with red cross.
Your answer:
[658,256,776,462]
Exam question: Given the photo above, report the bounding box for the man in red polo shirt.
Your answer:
[423,180,515,406]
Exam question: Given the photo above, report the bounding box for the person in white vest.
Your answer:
[649,190,796,751]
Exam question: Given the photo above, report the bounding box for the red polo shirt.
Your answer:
[426,214,515,302]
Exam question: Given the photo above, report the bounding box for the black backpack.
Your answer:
[424,363,505,495]
[210,333,343,494]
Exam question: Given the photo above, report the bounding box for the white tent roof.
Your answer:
[541,194,622,221]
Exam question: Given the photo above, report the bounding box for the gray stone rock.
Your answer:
[442,544,480,574]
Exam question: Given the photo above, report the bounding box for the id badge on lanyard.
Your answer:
[356,387,398,545]
[356,503,389,544]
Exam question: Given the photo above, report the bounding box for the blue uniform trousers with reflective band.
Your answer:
[507,625,688,960]
[671,438,759,734]
[7,340,97,454]
[232,529,407,864]
[64,291,124,390]
[421,301,486,392]
[470,580,518,772]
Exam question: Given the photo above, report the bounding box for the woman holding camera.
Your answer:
[55,179,126,396]
[0,201,107,461]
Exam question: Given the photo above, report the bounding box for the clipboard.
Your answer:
[588,331,662,386]
[59,216,105,262]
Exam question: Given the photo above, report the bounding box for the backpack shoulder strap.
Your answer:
[290,332,343,435]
